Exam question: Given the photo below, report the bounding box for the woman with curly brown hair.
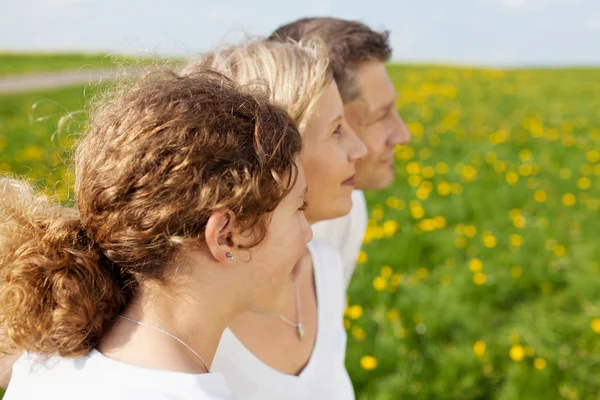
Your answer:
[0,67,312,400]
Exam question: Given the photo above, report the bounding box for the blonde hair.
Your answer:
[183,38,333,133]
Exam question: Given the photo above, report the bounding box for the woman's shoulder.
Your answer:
[7,351,235,400]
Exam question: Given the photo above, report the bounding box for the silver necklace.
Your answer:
[118,315,209,373]
[277,279,304,340]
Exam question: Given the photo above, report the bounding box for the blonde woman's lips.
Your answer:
[342,176,355,186]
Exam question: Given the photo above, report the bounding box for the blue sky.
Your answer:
[1,0,599,66]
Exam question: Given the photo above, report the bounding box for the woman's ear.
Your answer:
[205,209,238,263]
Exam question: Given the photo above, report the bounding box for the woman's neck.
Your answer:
[98,274,238,374]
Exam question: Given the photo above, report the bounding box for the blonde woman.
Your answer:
[183,39,367,400]
[0,68,311,400]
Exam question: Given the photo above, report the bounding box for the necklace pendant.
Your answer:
[297,323,305,340]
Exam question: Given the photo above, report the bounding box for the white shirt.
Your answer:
[311,190,368,289]
[6,350,235,400]
[211,239,354,400]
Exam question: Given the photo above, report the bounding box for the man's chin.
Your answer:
[355,169,396,191]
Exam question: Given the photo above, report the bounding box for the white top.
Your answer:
[211,239,354,400]
[5,350,235,400]
[311,190,368,288]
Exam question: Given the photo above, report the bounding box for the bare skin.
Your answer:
[344,60,412,191]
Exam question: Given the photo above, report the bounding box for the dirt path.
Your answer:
[0,68,140,94]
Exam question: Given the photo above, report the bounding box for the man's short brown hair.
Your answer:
[269,17,391,102]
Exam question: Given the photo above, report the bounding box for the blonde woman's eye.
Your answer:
[333,124,342,136]
[299,201,309,211]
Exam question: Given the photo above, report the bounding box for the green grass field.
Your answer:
[0,52,176,76]
[1,63,599,399]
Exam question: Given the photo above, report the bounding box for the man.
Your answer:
[270,17,412,287]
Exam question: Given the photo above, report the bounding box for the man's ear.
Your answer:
[205,209,238,263]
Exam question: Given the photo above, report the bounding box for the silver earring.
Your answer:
[226,252,235,261]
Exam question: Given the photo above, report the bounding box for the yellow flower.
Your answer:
[372,205,384,221]
[21,144,45,161]
[534,358,547,370]
[380,266,393,277]
[586,149,600,163]
[519,149,532,162]
[524,346,535,357]
[506,171,519,185]
[469,258,483,273]
[562,193,576,206]
[406,161,421,175]
[397,146,415,161]
[344,319,350,330]
[406,121,424,136]
[473,340,486,357]
[510,266,523,278]
[464,225,477,238]
[493,160,507,172]
[346,305,363,320]
[435,162,449,174]
[473,272,487,285]
[416,187,430,200]
[553,244,566,257]
[419,218,436,231]
[590,319,600,334]
[461,165,478,182]
[510,345,525,361]
[559,168,572,180]
[485,151,498,164]
[422,166,435,178]
[510,234,524,247]
[512,215,526,228]
[483,235,497,248]
[410,205,425,219]
[534,190,547,203]
[357,251,368,264]
[518,164,533,176]
[577,177,591,190]
[417,267,429,279]
[386,309,400,321]
[420,181,434,191]
[391,274,403,286]
[408,175,422,187]
[451,183,463,195]
[455,237,467,248]
[352,326,366,341]
[386,197,405,210]
[383,220,399,237]
[433,216,446,229]
[360,355,378,370]
[373,276,388,291]
[437,182,451,196]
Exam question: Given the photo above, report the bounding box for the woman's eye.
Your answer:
[333,124,342,136]
[299,201,309,211]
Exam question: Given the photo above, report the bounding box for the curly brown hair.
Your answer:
[0,68,302,358]
[269,17,392,102]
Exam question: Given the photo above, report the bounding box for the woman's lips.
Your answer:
[342,176,355,186]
